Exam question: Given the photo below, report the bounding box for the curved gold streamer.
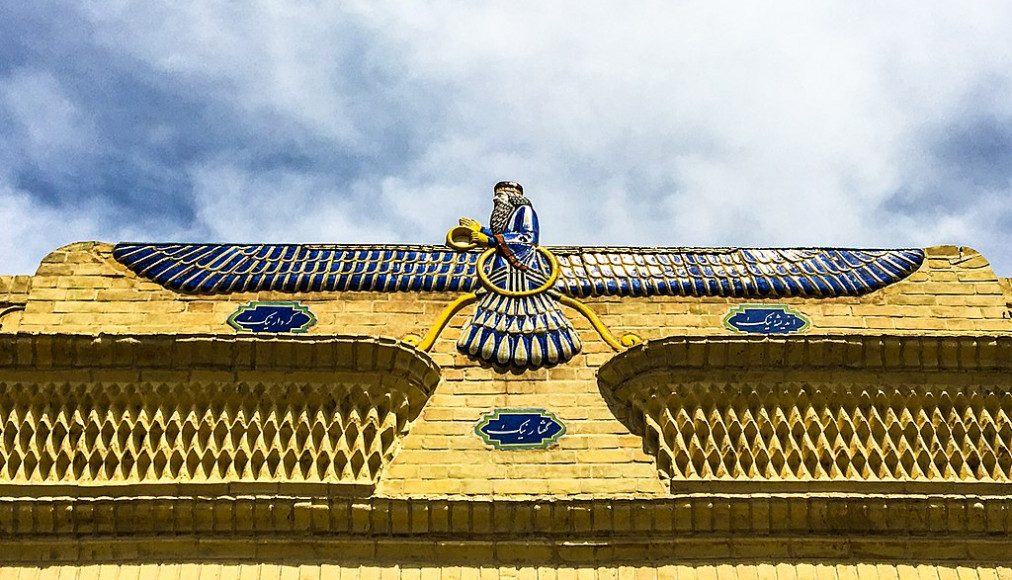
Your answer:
[558,295,641,352]
[402,292,478,352]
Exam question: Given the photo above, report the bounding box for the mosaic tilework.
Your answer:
[113,244,925,298]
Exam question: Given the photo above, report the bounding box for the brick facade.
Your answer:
[0,242,1010,577]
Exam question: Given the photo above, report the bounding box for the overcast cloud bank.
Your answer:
[2,1,1011,274]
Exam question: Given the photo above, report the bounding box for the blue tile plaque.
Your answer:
[227,301,317,334]
[723,304,810,334]
[475,409,566,450]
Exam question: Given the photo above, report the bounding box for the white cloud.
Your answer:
[187,161,403,243]
[2,1,1011,273]
[0,185,102,275]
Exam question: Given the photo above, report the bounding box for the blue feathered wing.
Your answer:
[113,244,924,298]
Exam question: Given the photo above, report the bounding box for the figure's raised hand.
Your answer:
[470,230,491,246]
[459,217,481,231]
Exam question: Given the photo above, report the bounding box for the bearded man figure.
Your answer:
[456,182,582,368]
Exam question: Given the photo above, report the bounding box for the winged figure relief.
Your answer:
[113,182,925,370]
[447,182,581,367]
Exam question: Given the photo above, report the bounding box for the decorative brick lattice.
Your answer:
[0,382,424,484]
[623,383,1012,483]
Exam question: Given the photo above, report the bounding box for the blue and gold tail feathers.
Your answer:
[457,293,581,368]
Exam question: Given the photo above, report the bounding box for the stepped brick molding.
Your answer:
[0,334,439,489]
[599,335,1012,488]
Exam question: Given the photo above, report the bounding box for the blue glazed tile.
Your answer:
[840,252,863,267]
[769,278,787,294]
[797,277,816,294]
[876,259,902,277]
[867,263,891,281]
[723,305,811,335]
[731,278,746,296]
[228,301,317,334]
[475,404,570,449]
[113,244,925,299]
[824,276,845,294]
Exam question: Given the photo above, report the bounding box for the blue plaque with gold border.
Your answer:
[227,301,317,334]
[723,304,810,334]
[475,409,566,450]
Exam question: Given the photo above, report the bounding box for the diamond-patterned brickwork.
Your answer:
[620,382,1012,484]
[599,336,1012,487]
[0,381,425,484]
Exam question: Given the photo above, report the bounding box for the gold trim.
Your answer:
[445,225,478,251]
[403,292,478,351]
[476,247,560,297]
[558,295,641,351]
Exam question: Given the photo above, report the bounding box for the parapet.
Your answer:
[0,240,1010,574]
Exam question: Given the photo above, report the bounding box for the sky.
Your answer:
[2,1,1011,275]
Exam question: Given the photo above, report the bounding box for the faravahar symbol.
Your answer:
[439,181,636,368]
[113,181,926,371]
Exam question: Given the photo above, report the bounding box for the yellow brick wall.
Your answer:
[3,242,1011,500]
[2,561,1011,580]
[0,275,31,303]
[0,274,30,333]
[9,243,1010,337]
[375,361,667,497]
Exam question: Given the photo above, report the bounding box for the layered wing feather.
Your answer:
[112,243,480,293]
[113,243,924,297]
[553,247,925,298]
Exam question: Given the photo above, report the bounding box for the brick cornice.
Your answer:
[0,333,441,387]
[0,333,441,489]
[599,334,1012,389]
[598,334,1012,488]
[0,494,1010,546]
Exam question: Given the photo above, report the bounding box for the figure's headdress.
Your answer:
[490,181,530,234]
[494,181,524,196]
